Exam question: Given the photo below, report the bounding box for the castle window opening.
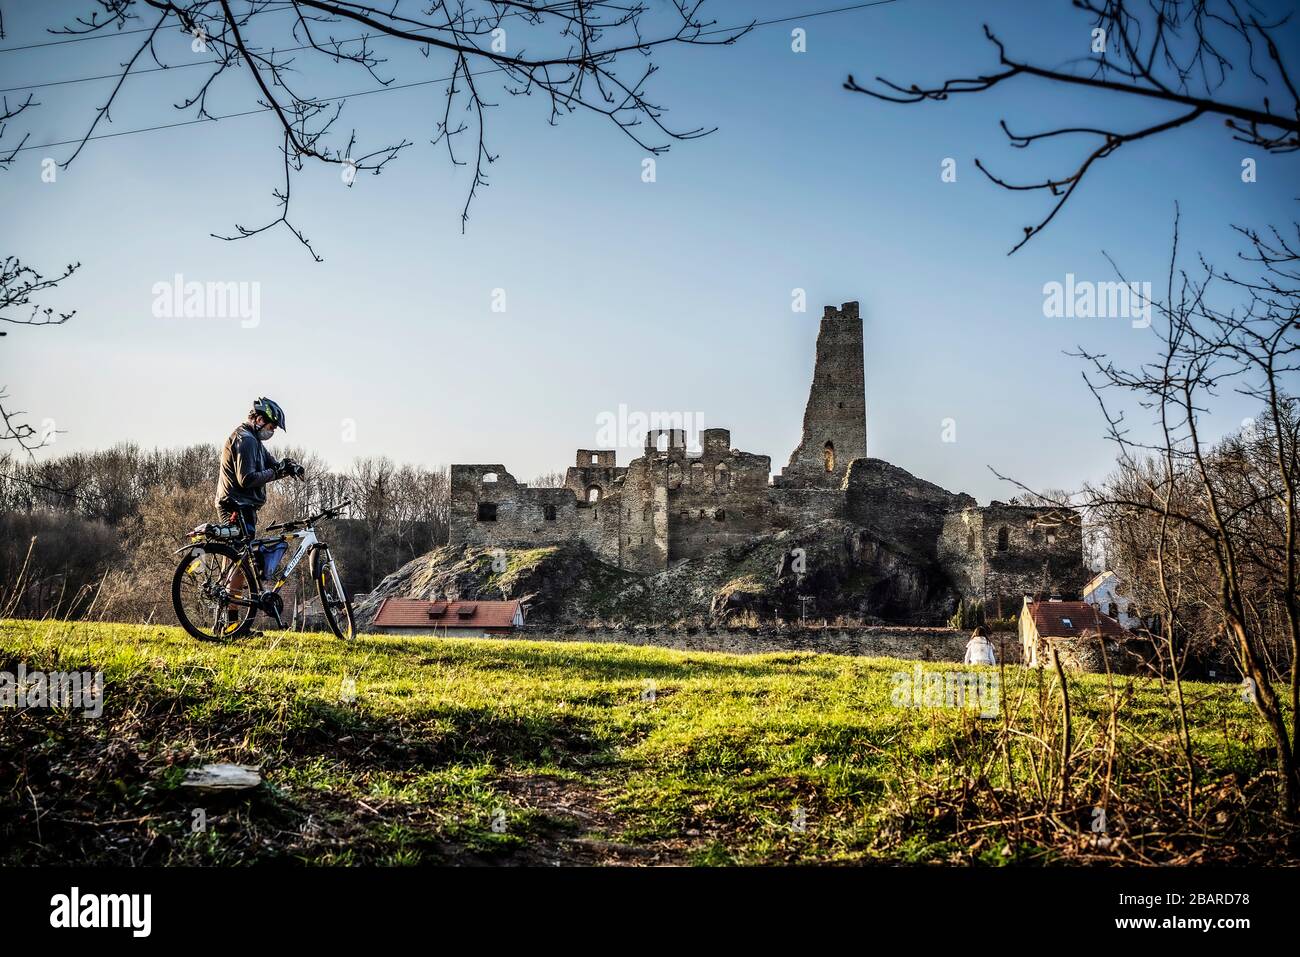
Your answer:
[1108,602,1118,618]
[714,509,726,522]
[643,505,651,521]
[715,464,730,487]
[591,454,599,464]
[823,441,835,473]
[997,526,1009,551]
[482,472,499,484]
[587,486,602,504]
[691,461,704,484]
[477,502,497,522]
[543,505,557,521]
[656,434,669,452]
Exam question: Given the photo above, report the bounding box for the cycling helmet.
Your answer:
[251,396,287,431]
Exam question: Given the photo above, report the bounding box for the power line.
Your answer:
[0,3,298,53]
[1,0,897,67]
[1,13,490,95]
[5,0,900,155]
[10,69,505,153]
[0,0,897,56]
[702,0,899,35]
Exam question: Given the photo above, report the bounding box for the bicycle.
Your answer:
[171,500,355,641]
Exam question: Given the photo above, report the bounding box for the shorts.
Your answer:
[221,505,258,539]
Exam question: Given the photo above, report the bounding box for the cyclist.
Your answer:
[215,396,303,537]
[214,397,304,625]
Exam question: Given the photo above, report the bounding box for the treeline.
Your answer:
[1085,401,1299,681]
[0,443,451,622]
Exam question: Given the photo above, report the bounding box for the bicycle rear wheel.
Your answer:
[312,546,354,641]
[172,542,258,641]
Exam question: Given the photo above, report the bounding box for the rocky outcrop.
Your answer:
[356,518,961,630]
[845,457,976,561]
[352,541,637,629]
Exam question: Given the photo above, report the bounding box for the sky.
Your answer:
[1,0,1296,501]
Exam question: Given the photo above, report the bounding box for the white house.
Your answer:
[1082,570,1144,631]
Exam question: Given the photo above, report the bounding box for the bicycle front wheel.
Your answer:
[312,546,354,641]
[172,542,258,641]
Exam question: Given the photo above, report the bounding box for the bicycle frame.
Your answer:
[182,526,335,611]
[260,527,318,592]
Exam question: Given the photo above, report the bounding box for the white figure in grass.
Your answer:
[963,626,997,666]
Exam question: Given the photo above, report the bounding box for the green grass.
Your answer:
[0,618,1289,865]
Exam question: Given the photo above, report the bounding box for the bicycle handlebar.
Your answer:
[266,500,351,532]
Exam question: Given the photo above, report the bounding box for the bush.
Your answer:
[948,597,986,630]
[0,510,122,618]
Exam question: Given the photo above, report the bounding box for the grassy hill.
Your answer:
[0,619,1292,865]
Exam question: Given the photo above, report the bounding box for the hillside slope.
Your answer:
[0,619,1291,866]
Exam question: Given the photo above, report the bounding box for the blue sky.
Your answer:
[1,0,1295,500]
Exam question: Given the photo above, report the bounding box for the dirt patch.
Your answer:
[492,773,682,866]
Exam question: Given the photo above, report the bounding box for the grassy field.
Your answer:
[0,619,1291,865]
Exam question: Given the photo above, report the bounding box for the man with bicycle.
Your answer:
[170,397,354,640]
[215,397,304,614]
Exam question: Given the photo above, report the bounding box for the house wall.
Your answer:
[1083,574,1142,630]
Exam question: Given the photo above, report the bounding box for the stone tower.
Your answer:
[778,301,867,488]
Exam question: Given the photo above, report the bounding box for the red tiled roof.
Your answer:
[373,598,521,629]
[1025,600,1126,639]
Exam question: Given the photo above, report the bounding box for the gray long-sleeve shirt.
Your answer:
[215,424,280,510]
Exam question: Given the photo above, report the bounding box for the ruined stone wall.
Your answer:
[665,431,773,561]
[512,623,1023,664]
[444,298,1088,614]
[767,487,847,531]
[845,458,976,562]
[938,503,1088,618]
[613,455,668,573]
[778,301,867,489]
[449,464,619,563]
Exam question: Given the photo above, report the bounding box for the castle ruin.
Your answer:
[449,301,1086,620]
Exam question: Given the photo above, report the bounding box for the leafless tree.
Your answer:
[847,0,1300,252]
[1069,211,1300,816]
[10,1,748,257]
[0,256,80,453]
[529,468,566,488]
